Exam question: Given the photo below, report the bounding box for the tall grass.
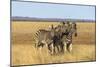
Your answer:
[11,21,96,66]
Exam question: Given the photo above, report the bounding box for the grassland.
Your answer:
[11,21,96,66]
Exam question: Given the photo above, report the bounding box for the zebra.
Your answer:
[61,22,77,53]
[33,22,77,54]
[33,25,56,54]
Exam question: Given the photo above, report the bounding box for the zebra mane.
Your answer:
[39,29,51,32]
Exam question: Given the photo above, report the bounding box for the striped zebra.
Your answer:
[33,22,77,54]
[59,22,77,53]
[33,25,56,54]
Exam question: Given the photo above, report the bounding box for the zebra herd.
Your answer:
[33,21,77,55]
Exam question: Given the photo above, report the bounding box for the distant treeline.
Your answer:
[12,17,95,22]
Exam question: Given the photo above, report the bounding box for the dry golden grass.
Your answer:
[11,21,96,66]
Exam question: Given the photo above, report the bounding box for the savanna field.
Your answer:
[11,21,96,66]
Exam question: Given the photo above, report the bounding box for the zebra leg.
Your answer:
[48,42,53,53]
[51,43,54,55]
[52,45,56,54]
[60,43,64,53]
[63,42,67,53]
[56,45,60,53]
[67,43,72,53]
[69,43,72,52]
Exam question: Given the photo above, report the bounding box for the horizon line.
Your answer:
[11,16,95,22]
